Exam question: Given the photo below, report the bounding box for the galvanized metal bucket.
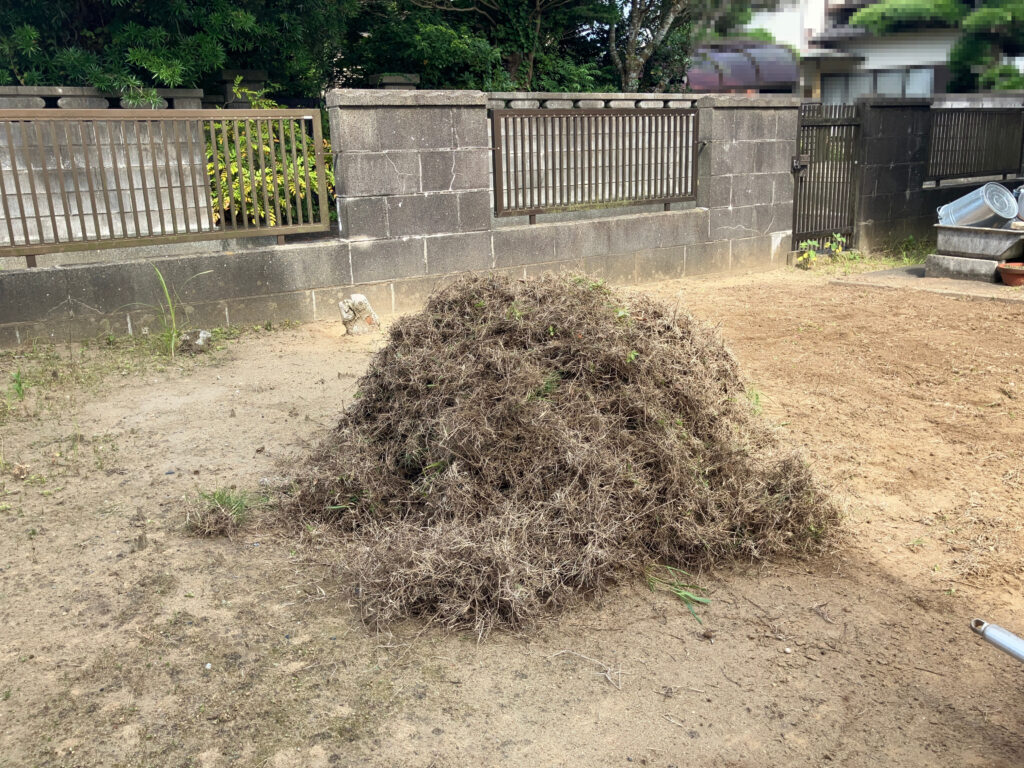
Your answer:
[937,183,1018,228]
[1015,185,1024,220]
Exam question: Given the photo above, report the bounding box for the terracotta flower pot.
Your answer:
[997,261,1024,287]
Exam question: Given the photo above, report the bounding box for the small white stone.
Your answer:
[205,662,212,670]
[784,647,792,654]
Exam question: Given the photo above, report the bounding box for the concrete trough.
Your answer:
[935,224,1024,261]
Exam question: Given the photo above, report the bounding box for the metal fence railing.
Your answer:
[926,108,1024,183]
[490,108,698,219]
[0,109,329,262]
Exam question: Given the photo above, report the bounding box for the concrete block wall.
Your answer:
[1,92,801,346]
[855,98,937,250]
[328,89,493,278]
[697,95,798,269]
[328,89,797,289]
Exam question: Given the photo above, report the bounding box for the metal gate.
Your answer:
[791,103,860,249]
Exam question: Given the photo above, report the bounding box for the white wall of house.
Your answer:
[747,0,826,53]
[838,29,960,70]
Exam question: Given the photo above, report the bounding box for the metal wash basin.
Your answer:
[935,224,1024,261]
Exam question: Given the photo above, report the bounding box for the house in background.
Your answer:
[686,40,800,95]
[746,0,958,103]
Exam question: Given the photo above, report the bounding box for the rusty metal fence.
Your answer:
[926,108,1024,183]
[0,109,329,263]
[490,108,698,219]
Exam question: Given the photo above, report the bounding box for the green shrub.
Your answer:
[206,78,335,228]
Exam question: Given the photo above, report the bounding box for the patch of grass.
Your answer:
[796,234,936,277]
[747,387,763,416]
[646,565,711,624]
[528,371,562,400]
[186,489,263,537]
[883,234,932,265]
[10,369,26,400]
[150,266,212,359]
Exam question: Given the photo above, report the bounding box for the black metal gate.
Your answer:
[792,103,860,249]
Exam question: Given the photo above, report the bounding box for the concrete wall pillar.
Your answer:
[855,97,934,251]
[327,89,494,283]
[695,95,800,269]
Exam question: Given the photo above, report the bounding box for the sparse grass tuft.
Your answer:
[646,565,711,624]
[186,489,262,537]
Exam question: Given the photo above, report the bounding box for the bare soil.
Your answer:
[1,268,1022,768]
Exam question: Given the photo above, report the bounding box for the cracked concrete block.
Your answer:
[421,149,490,192]
[711,205,758,240]
[335,151,420,197]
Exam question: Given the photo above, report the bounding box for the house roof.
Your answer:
[687,43,799,92]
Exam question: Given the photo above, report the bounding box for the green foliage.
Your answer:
[206,79,335,227]
[950,1,1024,91]
[646,565,711,624]
[850,0,969,36]
[129,266,212,358]
[0,0,359,101]
[980,62,1024,89]
[962,3,1024,35]
[1,1,258,103]
[10,370,25,401]
[645,23,693,91]
[346,0,616,91]
[797,234,855,270]
[796,239,820,270]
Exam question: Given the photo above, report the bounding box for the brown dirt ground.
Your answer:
[1,267,1023,768]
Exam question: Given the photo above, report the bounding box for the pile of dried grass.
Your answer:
[285,273,836,634]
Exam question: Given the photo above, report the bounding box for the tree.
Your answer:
[605,0,778,92]
[0,0,359,102]
[344,0,614,90]
[845,0,1024,92]
[848,0,969,36]
[410,0,578,85]
[952,0,1024,91]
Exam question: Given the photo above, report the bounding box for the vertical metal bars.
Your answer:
[0,108,329,259]
[490,108,698,217]
[792,102,861,247]
[926,108,1024,182]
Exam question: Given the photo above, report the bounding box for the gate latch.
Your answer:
[792,154,809,173]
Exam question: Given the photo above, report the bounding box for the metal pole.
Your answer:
[971,618,1024,663]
